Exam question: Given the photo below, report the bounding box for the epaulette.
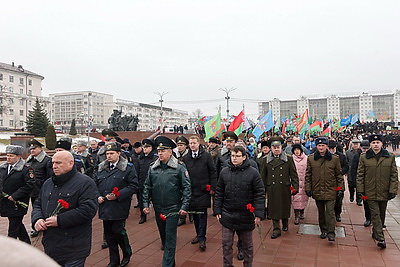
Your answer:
[127,162,133,166]
[75,158,82,162]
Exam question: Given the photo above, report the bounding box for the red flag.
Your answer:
[228,109,245,135]
[296,109,309,133]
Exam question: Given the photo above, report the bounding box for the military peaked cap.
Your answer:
[56,139,72,150]
[156,136,176,150]
[142,138,155,148]
[223,131,238,142]
[175,135,189,145]
[105,142,121,152]
[29,139,44,148]
[101,129,119,138]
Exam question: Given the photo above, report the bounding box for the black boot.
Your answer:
[282,218,289,231]
[177,215,186,226]
[299,209,305,220]
[294,210,300,225]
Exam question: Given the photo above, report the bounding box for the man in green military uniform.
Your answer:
[261,136,299,239]
[357,134,398,249]
[143,136,191,267]
[305,137,344,242]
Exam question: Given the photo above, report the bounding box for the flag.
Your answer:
[351,114,358,125]
[367,110,375,118]
[243,117,252,131]
[340,115,352,126]
[296,109,309,133]
[228,109,245,136]
[252,110,274,141]
[204,112,223,141]
[309,120,322,133]
[321,125,331,137]
[274,119,281,133]
[281,120,287,134]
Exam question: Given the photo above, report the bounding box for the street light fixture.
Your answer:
[219,87,236,120]
[154,91,168,132]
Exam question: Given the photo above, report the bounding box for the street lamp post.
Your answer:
[219,87,236,120]
[87,92,92,143]
[155,91,168,132]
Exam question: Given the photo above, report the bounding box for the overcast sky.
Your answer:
[3,0,400,120]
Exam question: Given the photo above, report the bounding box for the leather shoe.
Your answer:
[328,235,335,242]
[107,263,119,267]
[101,241,108,249]
[364,220,371,227]
[271,232,281,239]
[120,256,131,267]
[282,226,288,231]
[199,241,206,251]
[320,232,327,239]
[177,218,186,226]
[356,200,362,206]
[30,231,39,238]
[138,217,146,224]
[377,241,386,249]
[336,216,341,222]
[191,237,199,244]
[237,249,244,260]
[350,196,354,202]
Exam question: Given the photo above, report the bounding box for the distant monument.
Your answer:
[108,110,139,131]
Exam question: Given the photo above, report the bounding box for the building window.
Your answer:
[0,119,2,126]
[19,77,24,85]
[20,88,24,94]
[28,79,32,86]
[9,87,13,93]
[20,110,24,116]
[28,100,32,105]
[19,100,24,105]
[0,73,2,80]
[19,121,24,127]
[9,98,13,104]
[9,109,14,115]
[28,90,32,96]
[9,120,14,127]
[9,75,14,83]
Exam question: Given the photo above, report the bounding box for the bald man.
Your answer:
[32,151,98,267]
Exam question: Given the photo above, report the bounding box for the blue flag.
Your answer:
[351,114,359,125]
[340,115,352,126]
[252,110,274,141]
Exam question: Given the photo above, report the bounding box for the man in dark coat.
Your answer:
[25,138,53,238]
[182,135,217,251]
[0,145,34,244]
[143,136,192,267]
[174,135,190,226]
[55,138,86,174]
[305,137,344,242]
[137,138,158,224]
[346,139,362,204]
[357,134,398,249]
[328,140,349,222]
[95,142,138,267]
[214,146,265,267]
[32,151,98,267]
[75,140,95,178]
[261,136,299,239]
[206,137,222,178]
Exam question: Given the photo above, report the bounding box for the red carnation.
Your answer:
[249,207,255,213]
[205,184,211,191]
[160,214,167,221]
[335,186,342,191]
[112,187,121,197]
[290,186,297,194]
[361,195,369,200]
[246,203,253,210]
[57,199,70,209]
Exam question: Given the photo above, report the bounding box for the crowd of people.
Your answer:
[0,125,399,267]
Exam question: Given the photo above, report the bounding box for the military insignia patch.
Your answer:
[107,144,112,149]
[29,169,34,179]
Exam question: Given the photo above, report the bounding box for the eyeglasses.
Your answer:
[231,154,243,158]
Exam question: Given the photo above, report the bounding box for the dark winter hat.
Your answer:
[361,140,370,148]
[175,135,189,145]
[101,129,118,138]
[223,131,238,142]
[98,141,105,146]
[156,136,176,150]
[291,143,303,154]
[268,136,284,147]
[261,140,270,148]
[315,137,329,145]
[122,138,130,144]
[133,142,142,148]
[55,139,72,150]
[105,142,121,152]
[368,134,383,143]
[142,138,155,148]
[208,137,219,144]
[29,139,44,148]
[5,145,23,155]
[328,140,337,148]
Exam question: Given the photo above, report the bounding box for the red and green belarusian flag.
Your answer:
[296,109,309,133]
[204,111,224,141]
[321,125,331,137]
[309,119,323,133]
[228,109,245,136]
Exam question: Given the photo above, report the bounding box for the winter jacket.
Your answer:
[182,147,217,210]
[214,158,265,231]
[0,159,34,217]
[357,148,398,200]
[292,153,309,210]
[305,150,344,200]
[335,151,349,176]
[143,156,191,213]
[31,169,98,263]
[138,149,158,189]
[261,152,299,219]
[26,150,53,198]
[346,148,362,186]
[95,156,138,220]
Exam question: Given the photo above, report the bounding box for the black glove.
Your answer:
[337,190,344,198]
[306,191,312,197]
[388,193,396,200]
[357,192,364,198]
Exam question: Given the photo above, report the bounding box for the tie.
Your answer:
[8,165,12,174]
[110,164,115,170]
[194,153,197,158]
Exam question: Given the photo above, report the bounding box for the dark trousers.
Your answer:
[8,216,31,244]
[155,209,179,267]
[103,220,132,264]
[137,189,146,218]
[315,200,336,237]
[348,185,356,199]
[368,200,387,241]
[193,209,208,242]
[56,257,86,267]
[363,199,371,220]
[334,193,344,217]
[222,226,253,267]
